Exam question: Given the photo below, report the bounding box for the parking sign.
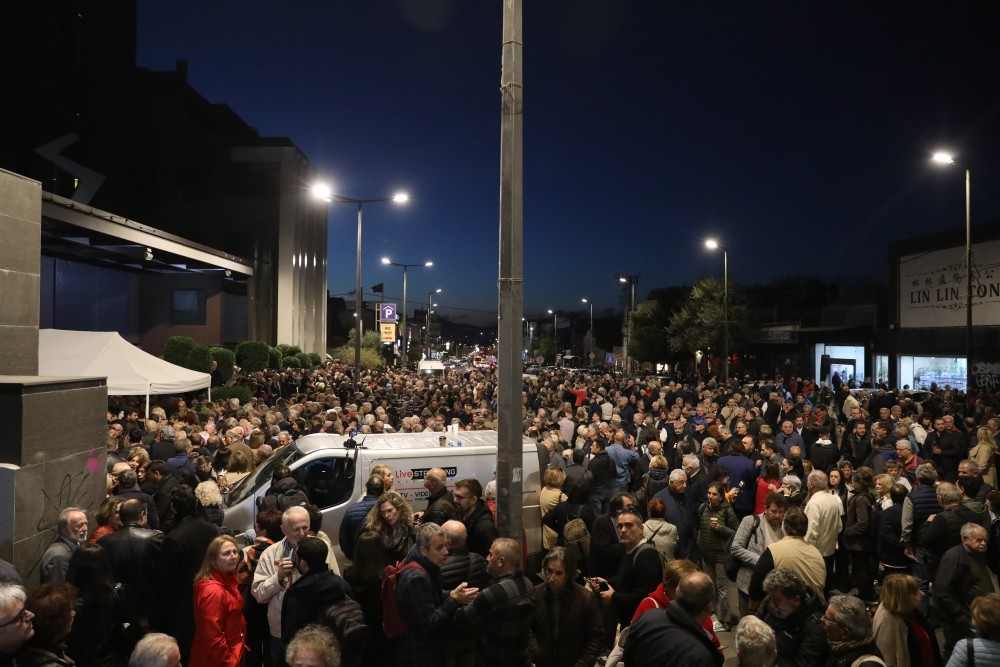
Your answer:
[380,303,397,322]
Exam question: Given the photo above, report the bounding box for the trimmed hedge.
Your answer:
[186,344,214,374]
[163,336,197,366]
[211,385,251,405]
[282,355,303,369]
[236,340,271,373]
[210,347,235,382]
[295,352,313,369]
[275,344,302,358]
[268,347,282,370]
[308,352,322,368]
[331,344,384,370]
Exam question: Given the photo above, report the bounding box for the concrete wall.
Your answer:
[0,169,42,375]
[138,273,225,355]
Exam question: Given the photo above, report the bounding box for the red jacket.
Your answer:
[190,570,246,667]
[631,583,720,648]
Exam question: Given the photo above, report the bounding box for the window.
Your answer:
[171,289,206,325]
[293,456,356,509]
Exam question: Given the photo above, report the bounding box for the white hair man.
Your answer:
[39,507,88,584]
[128,633,181,667]
[252,505,312,666]
[803,471,842,594]
[735,615,777,667]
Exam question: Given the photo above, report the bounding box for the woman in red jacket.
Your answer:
[190,535,246,667]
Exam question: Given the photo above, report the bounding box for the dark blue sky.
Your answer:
[137,1,1000,326]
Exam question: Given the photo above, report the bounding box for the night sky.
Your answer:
[137,1,1000,326]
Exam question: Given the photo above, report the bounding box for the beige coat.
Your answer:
[872,604,908,667]
[969,441,997,488]
[540,487,567,549]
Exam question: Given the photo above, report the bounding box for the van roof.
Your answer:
[293,431,535,456]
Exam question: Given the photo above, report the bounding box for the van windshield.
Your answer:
[225,444,300,507]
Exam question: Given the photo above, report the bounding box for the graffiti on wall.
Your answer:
[974,362,1000,392]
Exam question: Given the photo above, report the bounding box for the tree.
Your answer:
[628,286,687,365]
[533,337,556,363]
[666,278,749,357]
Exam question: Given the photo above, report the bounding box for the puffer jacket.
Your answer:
[945,637,1000,667]
[696,501,739,562]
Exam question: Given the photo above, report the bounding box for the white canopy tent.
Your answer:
[38,329,212,417]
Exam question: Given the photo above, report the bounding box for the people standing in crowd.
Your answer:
[452,479,499,558]
[39,508,88,584]
[338,475,383,561]
[756,567,828,667]
[359,492,416,563]
[97,499,164,636]
[732,493,787,617]
[643,498,679,562]
[735,616,777,667]
[16,583,77,667]
[749,507,826,607]
[944,593,1000,667]
[280,537,354,654]
[540,468,568,549]
[189,535,245,667]
[528,547,604,667]
[844,467,877,603]
[935,523,999,657]
[342,532,390,667]
[284,626,339,667]
[64,543,129,667]
[872,573,941,667]
[820,595,884,667]
[696,481,740,632]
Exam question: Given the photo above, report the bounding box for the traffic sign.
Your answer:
[380,323,396,343]
[379,303,397,322]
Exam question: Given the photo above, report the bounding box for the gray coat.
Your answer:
[731,513,780,594]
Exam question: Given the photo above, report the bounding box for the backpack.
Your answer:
[380,560,427,639]
[563,505,591,563]
[322,595,368,667]
[724,515,760,581]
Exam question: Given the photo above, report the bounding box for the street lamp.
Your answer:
[582,298,594,365]
[426,288,442,358]
[382,257,433,366]
[705,239,729,383]
[311,183,408,378]
[932,151,973,397]
[617,274,638,374]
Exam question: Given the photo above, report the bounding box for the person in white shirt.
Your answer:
[803,470,843,598]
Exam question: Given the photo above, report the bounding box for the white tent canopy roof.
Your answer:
[38,329,211,398]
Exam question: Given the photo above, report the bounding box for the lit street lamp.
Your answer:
[311,183,408,378]
[705,239,729,383]
[382,257,433,366]
[582,298,594,365]
[932,151,973,397]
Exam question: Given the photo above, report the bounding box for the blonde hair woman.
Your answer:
[969,427,997,488]
[873,573,941,667]
[362,492,416,562]
[874,473,896,510]
[189,535,246,667]
[540,467,567,549]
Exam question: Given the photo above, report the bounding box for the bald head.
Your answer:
[442,520,468,550]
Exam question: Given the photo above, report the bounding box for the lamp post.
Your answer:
[426,288,441,358]
[311,184,408,379]
[705,239,729,383]
[618,274,638,374]
[582,298,594,365]
[382,257,432,366]
[547,309,558,355]
[932,152,973,398]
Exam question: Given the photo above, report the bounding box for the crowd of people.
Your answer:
[2,362,1000,666]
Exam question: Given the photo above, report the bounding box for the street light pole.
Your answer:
[582,298,594,365]
[618,275,638,374]
[426,288,441,359]
[932,152,974,400]
[382,257,432,367]
[311,184,408,380]
[705,239,730,383]
[547,309,558,355]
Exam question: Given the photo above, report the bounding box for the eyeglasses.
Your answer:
[0,607,29,629]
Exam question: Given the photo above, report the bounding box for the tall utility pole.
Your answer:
[496,0,523,542]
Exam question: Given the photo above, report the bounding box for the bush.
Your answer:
[295,352,313,369]
[332,344,384,370]
[308,352,322,368]
[210,347,235,383]
[275,344,302,358]
[211,385,251,406]
[186,344,214,374]
[282,355,303,369]
[235,340,271,373]
[268,346,282,370]
[163,336,197,366]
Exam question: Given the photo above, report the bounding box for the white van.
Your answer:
[222,431,545,570]
[417,360,446,376]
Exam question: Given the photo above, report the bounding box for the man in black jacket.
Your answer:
[281,537,355,649]
[528,547,604,667]
[97,498,164,632]
[158,485,220,658]
[588,508,662,631]
[756,567,828,667]
[624,571,723,667]
[417,468,456,527]
[452,479,498,558]
[926,417,962,482]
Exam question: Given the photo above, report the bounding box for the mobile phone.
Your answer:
[738,480,745,489]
